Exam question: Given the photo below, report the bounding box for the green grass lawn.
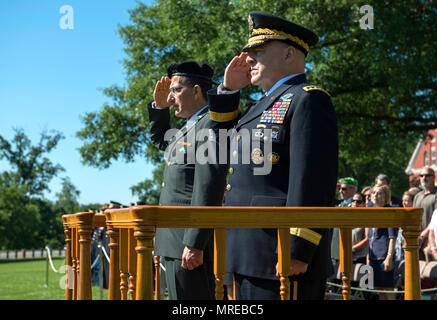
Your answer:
[0,258,108,300]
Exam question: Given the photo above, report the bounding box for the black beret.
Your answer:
[242,11,318,56]
[167,61,214,82]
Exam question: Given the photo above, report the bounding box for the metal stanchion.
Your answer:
[44,246,49,287]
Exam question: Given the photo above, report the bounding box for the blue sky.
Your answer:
[0,0,155,205]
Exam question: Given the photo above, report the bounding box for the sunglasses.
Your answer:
[352,199,364,204]
[419,174,434,178]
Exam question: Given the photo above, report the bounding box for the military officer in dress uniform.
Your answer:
[148,61,228,300]
[207,11,338,300]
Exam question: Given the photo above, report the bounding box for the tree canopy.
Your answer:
[0,130,101,249]
[0,128,65,196]
[76,0,437,200]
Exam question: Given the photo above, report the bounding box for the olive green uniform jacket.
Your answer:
[148,103,228,262]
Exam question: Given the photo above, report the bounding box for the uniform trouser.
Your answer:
[162,257,215,300]
[234,273,326,300]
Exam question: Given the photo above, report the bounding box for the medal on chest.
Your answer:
[259,93,293,124]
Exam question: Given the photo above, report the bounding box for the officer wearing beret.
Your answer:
[207,12,338,299]
[148,61,228,299]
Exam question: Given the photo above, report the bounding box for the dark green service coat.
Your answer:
[148,103,228,262]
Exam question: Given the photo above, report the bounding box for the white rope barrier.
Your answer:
[44,246,63,273]
[326,281,437,294]
[99,244,110,263]
[45,245,102,274]
[160,262,166,272]
[91,254,100,269]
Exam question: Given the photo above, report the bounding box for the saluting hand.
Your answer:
[153,76,172,108]
[223,52,251,91]
[181,246,204,270]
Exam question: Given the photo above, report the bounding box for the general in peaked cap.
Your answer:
[206,10,338,300]
[243,11,318,56]
[167,61,214,82]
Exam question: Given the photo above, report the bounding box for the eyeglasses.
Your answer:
[419,174,434,178]
[170,86,185,94]
[340,187,348,191]
[169,86,192,94]
[352,199,364,204]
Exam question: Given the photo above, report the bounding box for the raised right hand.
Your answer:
[223,52,251,91]
[153,76,172,108]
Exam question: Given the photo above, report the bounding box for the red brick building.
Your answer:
[405,129,437,187]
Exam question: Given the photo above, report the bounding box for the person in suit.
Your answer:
[207,11,338,300]
[148,61,228,300]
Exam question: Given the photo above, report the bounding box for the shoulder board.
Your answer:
[302,85,331,97]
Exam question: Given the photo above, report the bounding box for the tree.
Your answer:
[0,129,66,249]
[33,197,60,249]
[0,128,65,196]
[130,161,165,204]
[76,0,437,199]
[0,177,41,249]
[55,177,81,215]
[37,177,83,249]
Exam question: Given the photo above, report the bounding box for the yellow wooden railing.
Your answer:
[62,211,106,300]
[62,205,423,300]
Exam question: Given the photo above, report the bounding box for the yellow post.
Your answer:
[108,227,121,300]
[154,256,160,300]
[119,228,129,300]
[134,226,155,300]
[78,225,92,300]
[214,228,226,300]
[403,226,422,300]
[72,228,78,300]
[277,228,290,300]
[339,227,352,300]
[128,228,137,300]
[63,221,73,300]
